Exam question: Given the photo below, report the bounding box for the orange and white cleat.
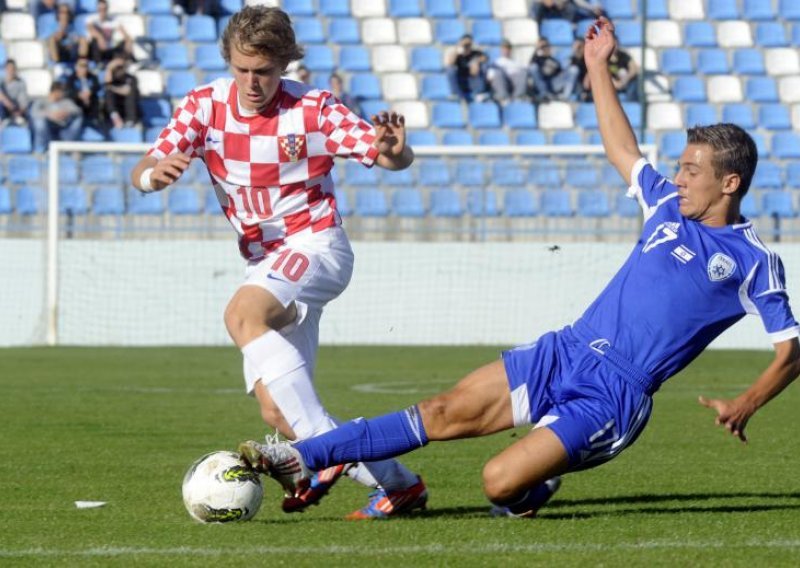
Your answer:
[345,476,428,520]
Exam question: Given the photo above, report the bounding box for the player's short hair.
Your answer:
[686,123,758,197]
[221,6,304,68]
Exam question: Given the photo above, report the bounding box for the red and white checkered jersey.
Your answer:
[148,78,379,260]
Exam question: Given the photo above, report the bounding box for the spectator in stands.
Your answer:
[533,0,605,24]
[528,37,579,102]
[65,57,103,127]
[328,72,361,117]
[568,38,591,101]
[487,39,529,103]
[608,46,639,102]
[173,0,218,17]
[445,34,489,103]
[81,0,133,65]
[0,59,30,127]
[30,81,83,153]
[33,0,74,21]
[104,56,140,128]
[47,3,84,72]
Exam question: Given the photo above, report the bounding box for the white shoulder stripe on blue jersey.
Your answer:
[744,227,782,291]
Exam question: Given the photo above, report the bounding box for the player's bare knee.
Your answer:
[481,459,517,502]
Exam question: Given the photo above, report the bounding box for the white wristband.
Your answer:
[139,167,155,193]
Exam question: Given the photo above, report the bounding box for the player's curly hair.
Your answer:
[686,123,758,197]
[220,6,304,68]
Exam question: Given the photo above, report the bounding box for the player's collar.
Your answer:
[229,80,284,122]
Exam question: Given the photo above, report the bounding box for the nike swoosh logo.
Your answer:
[266,273,287,282]
[206,136,219,144]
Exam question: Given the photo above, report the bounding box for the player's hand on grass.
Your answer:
[698,395,755,443]
[371,111,407,158]
[584,17,616,68]
[151,154,192,191]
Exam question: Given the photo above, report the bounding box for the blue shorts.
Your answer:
[502,326,653,471]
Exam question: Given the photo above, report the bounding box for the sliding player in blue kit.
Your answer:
[239,18,800,519]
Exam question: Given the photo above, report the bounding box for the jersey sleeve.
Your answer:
[317,93,380,166]
[147,90,208,160]
[626,159,677,207]
[746,253,800,343]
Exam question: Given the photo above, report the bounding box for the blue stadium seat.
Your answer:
[455,161,485,186]
[673,77,707,102]
[435,19,467,44]
[339,47,371,71]
[156,42,191,70]
[539,19,574,47]
[684,22,717,47]
[660,131,686,159]
[37,13,58,38]
[468,102,501,129]
[421,73,451,100]
[721,104,756,129]
[429,188,463,217]
[349,73,381,100]
[194,43,226,71]
[686,103,718,126]
[411,47,443,72]
[503,102,537,129]
[147,15,181,42]
[59,185,88,215]
[771,132,800,159]
[478,130,510,145]
[168,187,201,215]
[284,0,315,15]
[127,188,164,215]
[319,0,349,16]
[575,19,595,39]
[615,20,642,47]
[303,45,335,72]
[58,156,79,184]
[461,0,492,18]
[432,102,465,128]
[759,104,792,130]
[645,0,669,19]
[217,15,231,36]
[762,191,795,218]
[442,130,473,145]
[329,18,360,44]
[750,132,769,158]
[745,77,778,102]
[528,160,561,186]
[1,126,32,154]
[566,166,599,188]
[419,159,451,186]
[81,125,107,142]
[755,22,789,48]
[139,0,172,14]
[615,193,640,218]
[553,131,582,145]
[752,161,784,189]
[740,192,760,218]
[660,49,694,75]
[140,97,172,127]
[542,190,572,217]
[0,186,11,215]
[575,103,599,129]
[708,0,739,19]
[16,186,43,216]
[204,188,221,215]
[392,188,425,217]
[360,100,388,119]
[390,0,422,17]
[743,0,776,20]
[503,189,538,217]
[381,167,415,187]
[786,163,800,189]
[605,0,635,18]
[185,15,217,43]
[425,0,457,17]
[344,161,379,186]
[77,0,98,13]
[110,126,144,143]
[780,0,800,20]
[491,160,526,186]
[294,18,325,44]
[577,190,610,218]
[622,101,642,129]
[407,130,437,146]
[733,49,765,75]
[467,188,499,216]
[471,19,502,45]
[144,125,163,143]
[218,0,241,15]
[697,49,729,75]
[333,189,352,217]
[81,155,117,184]
[7,156,42,184]
[516,130,547,145]
[166,71,197,99]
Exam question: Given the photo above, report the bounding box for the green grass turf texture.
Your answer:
[2,346,800,567]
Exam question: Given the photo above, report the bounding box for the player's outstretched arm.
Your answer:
[584,17,641,186]
[698,337,800,443]
[372,111,414,171]
[130,153,192,193]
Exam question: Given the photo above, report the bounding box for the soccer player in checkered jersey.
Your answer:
[130,6,427,519]
[239,17,800,518]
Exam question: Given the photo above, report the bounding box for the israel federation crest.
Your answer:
[707,253,736,282]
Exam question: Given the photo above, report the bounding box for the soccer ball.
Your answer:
[182,451,264,523]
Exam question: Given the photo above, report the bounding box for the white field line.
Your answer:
[3,541,800,558]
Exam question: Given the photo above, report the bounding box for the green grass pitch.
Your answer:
[2,346,800,566]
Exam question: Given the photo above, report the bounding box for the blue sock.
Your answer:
[491,479,559,516]
[295,406,429,470]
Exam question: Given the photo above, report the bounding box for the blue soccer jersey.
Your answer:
[575,159,800,390]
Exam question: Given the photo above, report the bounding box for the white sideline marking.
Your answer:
[3,541,800,558]
[351,380,455,394]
